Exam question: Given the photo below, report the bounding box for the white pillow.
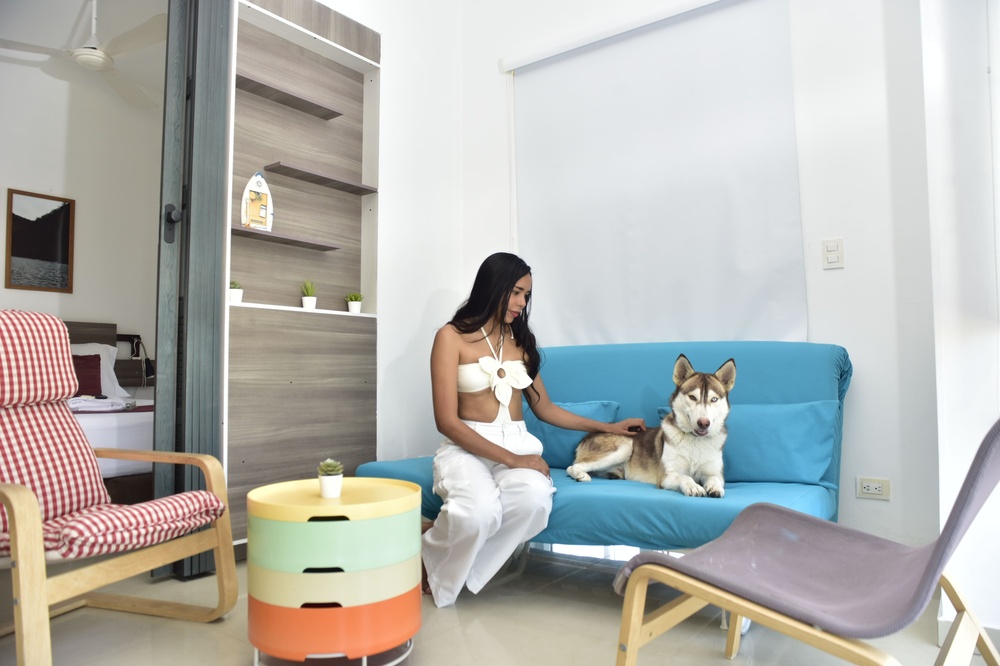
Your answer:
[70,343,131,398]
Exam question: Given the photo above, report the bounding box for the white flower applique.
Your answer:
[478,356,532,407]
[479,326,532,407]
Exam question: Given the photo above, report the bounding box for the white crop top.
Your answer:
[456,328,532,421]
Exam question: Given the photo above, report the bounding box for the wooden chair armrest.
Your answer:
[90,449,228,498]
[0,483,45,563]
[0,482,44,528]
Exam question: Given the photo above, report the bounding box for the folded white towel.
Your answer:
[69,396,128,413]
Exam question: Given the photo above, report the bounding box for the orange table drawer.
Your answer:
[247,587,422,661]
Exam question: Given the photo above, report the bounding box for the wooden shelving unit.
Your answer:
[225,1,380,544]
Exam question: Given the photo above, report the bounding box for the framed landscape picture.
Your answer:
[5,189,75,293]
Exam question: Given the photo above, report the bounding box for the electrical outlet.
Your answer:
[857,477,890,500]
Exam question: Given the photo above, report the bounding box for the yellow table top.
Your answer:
[247,477,421,522]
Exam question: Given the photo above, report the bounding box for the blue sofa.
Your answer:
[357,341,853,551]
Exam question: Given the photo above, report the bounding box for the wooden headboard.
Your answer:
[63,320,152,388]
[64,321,117,347]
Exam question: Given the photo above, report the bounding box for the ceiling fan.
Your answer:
[0,0,166,108]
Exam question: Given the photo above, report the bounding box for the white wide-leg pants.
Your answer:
[422,420,555,608]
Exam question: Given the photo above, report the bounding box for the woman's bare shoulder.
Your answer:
[436,322,485,343]
[434,323,463,343]
[433,323,475,354]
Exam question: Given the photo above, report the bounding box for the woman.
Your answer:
[423,252,645,607]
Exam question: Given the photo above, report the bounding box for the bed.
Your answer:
[64,320,155,503]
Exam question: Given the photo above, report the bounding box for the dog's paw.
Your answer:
[704,479,725,498]
[678,477,706,497]
[566,465,592,482]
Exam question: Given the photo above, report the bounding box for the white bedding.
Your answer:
[69,396,129,412]
[73,399,154,478]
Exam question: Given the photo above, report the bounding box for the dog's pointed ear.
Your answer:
[673,354,695,386]
[715,358,736,391]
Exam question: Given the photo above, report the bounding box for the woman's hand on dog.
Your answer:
[609,418,646,436]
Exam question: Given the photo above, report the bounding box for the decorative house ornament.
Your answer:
[240,171,274,231]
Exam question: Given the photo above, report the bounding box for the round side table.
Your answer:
[247,477,422,663]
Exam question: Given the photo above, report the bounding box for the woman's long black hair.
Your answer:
[450,252,541,399]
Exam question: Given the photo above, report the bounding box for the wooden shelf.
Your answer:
[238,0,380,75]
[231,224,341,251]
[264,162,377,195]
[235,74,343,120]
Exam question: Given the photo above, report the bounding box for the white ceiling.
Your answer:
[0,0,168,105]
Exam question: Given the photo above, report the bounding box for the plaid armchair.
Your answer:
[0,310,237,665]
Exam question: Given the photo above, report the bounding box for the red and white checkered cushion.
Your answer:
[0,490,226,559]
[1,401,111,534]
[0,310,78,408]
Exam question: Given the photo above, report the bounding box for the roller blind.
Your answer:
[512,0,806,346]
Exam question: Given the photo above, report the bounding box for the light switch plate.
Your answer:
[822,237,845,270]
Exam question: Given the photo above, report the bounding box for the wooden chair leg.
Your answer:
[616,568,651,666]
[1,483,53,666]
[616,567,709,666]
[938,575,1000,666]
[726,612,745,658]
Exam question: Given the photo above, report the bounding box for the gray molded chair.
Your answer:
[613,419,1000,666]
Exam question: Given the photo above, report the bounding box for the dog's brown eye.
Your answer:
[688,395,697,402]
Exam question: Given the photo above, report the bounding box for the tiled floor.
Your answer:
[0,548,987,666]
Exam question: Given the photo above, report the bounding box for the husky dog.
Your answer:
[566,354,736,497]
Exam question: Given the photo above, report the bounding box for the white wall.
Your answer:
[922,0,1000,635]
[788,0,939,545]
[0,1,162,354]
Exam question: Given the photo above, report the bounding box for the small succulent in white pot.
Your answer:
[229,280,243,304]
[301,280,318,310]
[318,458,344,498]
[345,292,363,313]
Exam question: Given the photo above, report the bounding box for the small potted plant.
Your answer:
[301,280,318,310]
[345,292,363,314]
[229,280,243,304]
[317,457,344,498]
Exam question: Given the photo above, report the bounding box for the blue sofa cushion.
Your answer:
[722,401,840,485]
[522,400,621,468]
[655,400,840,486]
[534,470,838,550]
